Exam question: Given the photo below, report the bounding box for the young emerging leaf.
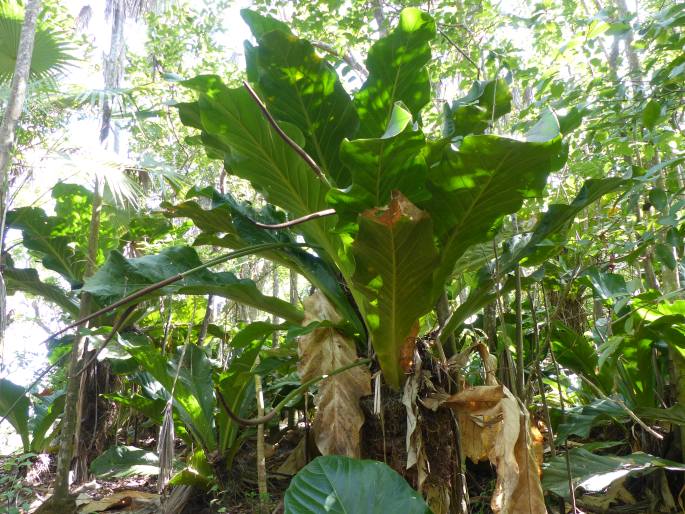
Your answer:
[351,192,438,388]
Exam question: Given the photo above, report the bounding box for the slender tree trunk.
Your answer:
[0,0,41,368]
[255,364,268,511]
[52,178,103,505]
[272,264,279,346]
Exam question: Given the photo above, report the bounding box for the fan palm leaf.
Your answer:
[0,0,75,84]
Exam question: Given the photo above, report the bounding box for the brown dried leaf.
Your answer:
[298,292,371,457]
[276,437,307,476]
[402,353,428,490]
[447,386,547,514]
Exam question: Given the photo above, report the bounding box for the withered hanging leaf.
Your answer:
[277,437,308,476]
[447,385,546,514]
[298,292,371,457]
[402,353,428,491]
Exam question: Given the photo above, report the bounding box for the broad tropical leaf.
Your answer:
[0,379,30,451]
[543,448,685,499]
[351,192,438,388]
[3,258,79,316]
[242,9,359,185]
[284,455,432,514]
[422,122,565,287]
[164,187,360,332]
[90,445,160,479]
[177,75,338,261]
[7,207,86,287]
[298,292,371,457]
[439,177,625,340]
[354,8,436,138]
[118,336,217,452]
[82,246,303,324]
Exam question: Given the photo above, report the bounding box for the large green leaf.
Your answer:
[327,113,430,228]
[178,75,337,261]
[351,193,438,389]
[354,8,436,138]
[543,448,685,498]
[423,128,564,287]
[7,207,85,287]
[30,392,65,452]
[90,445,159,479]
[284,455,432,514]
[82,246,303,324]
[3,258,79,317]
[242,9,359,186]
[440,177,625,340]
[118,336,217,451]
[442,79,512,138]
[164,187,360,332]
[6,183,121,287]
[0,379,30,451]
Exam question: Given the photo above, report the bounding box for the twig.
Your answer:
[311,41,368,78]
[438,29,481,79]
[252,208,336,229]
[242,81,327,182]
[39,242,304,343]
[578,374,663,440]
[216,358,371,426]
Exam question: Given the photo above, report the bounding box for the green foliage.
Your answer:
[284,455,432,514]
[0,379,30,452]
[82,246,303,323]
[242,8,359,185]
[90,445,160,478]
[543,448,685,499]
[354,8,435,138]
[0,0,74,84]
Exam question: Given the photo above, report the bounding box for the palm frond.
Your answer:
[0,0,77,84]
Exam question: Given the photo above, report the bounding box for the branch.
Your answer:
[216,358,371,426]
[252,208,336,229]
[311,41,368,79]
[242,81,327,182]
[42,242,305,344]
[438,29,481,79]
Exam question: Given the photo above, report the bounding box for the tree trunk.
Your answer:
[52,178,103,507]
[0,0,41,371]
